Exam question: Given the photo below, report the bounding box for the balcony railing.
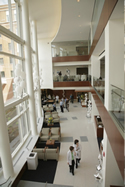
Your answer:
[51,40,89,58]
[93,76,105,102]
[53,74,91,82]
[110,85,125,133]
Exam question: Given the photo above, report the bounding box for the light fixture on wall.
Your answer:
[77,0,80,2]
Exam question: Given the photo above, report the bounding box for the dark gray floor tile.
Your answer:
[60,118,68,120]
[80,136,88,142]
[61,137,73,142]
[72,117,77,120]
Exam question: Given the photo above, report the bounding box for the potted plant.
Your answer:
[48,116,54,126]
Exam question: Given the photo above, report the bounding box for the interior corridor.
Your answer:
[53,101,101,187]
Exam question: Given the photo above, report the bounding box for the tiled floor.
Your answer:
[54,102,101,187]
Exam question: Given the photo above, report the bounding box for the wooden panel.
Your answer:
[75,88,95,93]
[92,93,124,179]
[53,90,77,99]
[53,81,91,87]
[89,0,118,58]
[94,116,103,138]
[52,55,90,63]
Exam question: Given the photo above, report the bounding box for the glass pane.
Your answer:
[11,0,17,35]
[52,41,88,57]
[6,105,18,122]
[0,55,15,103]
[8,119,21,153]
[0,0,10,30]
[91,0,105,42]
[93,76,105,102]
[0,34,21,56]
[111,85,125,132]
[0,35,12,54]
[21,114,27,137]
[14,41,21,56]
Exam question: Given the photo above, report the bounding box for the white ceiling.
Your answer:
[28,0,123,55]
[53,0,95,42]
[28,0,61,40]
[28,0,95,42]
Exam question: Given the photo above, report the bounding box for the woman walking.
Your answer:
[73,139,82,168]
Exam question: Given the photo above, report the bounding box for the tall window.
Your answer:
[0,44,2,51]
[10,57,13,64]
[0,58,4,65]
[14,10,16,21]
[6,11,9,22]
[8,43,11,51]
[1,71,5,77]
[11,70,14,77]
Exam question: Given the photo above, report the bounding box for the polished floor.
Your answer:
[54,102,101,187]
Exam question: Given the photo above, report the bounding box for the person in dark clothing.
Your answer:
[67,146,76,176]
[60,100,64,113]
[66,98,69,112]
[53,102,56,111]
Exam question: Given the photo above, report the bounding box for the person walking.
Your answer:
[67,146,76,175]
[60,99,64,113]
[66,98,69,112]
[73,139,82,168]
[56,95,59,103]
[53,102,56,111]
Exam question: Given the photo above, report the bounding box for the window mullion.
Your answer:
[17,105,23,143]
[8,0,13,32]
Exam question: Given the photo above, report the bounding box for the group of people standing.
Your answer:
[67,139,82,176]
[60,98,69,113]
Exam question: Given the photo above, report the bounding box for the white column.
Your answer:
[22,0,38,136]
[105,18,124,110]
[102,130,123,187]
[91,55,100,86]
[0,76,14,179]
[32,20,42,117]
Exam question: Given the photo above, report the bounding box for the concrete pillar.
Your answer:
[0,76,14,179]
[32,20,42,118]
[22,0,37,135]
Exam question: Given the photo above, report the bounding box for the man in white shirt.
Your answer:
[60,100,64,113]
[56,95,59,103]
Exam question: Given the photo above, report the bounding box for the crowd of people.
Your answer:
[67,139,82,176]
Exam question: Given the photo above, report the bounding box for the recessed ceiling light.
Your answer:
[78,15,80,17]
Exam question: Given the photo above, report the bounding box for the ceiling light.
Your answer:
[78,15,80,17]
[77,0,80,2]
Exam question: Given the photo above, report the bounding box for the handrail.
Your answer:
[111,84,124,91]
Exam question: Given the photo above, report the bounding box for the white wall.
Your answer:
[91,55,100,85]
[102,130,123,187]
[53,65,89,76]
[105,18,124,110]
[91,95,99,123]
[53,66,76,76]
[53,61,91,66]
[38,39,53,89]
